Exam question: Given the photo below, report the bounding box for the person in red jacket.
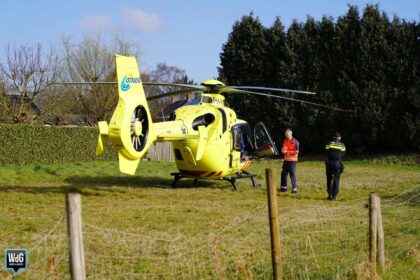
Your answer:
[280,128,299,193]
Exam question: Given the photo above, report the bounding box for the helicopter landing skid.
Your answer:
[170,172,186,187]
[170,171,257,190]
[223,171,257,191]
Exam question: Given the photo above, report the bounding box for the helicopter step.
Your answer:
[170,171,257,190]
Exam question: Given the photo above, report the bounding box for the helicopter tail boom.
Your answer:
[153,120,197,141]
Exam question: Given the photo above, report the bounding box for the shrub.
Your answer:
[0,124,117,165]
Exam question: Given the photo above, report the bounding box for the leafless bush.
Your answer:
[0,43,60,123]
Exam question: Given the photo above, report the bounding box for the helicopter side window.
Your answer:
[174,149,183,160]
[218,108,227,133]
[255,128,270,148]
[233,128,242,151]
[202,96,212,103]
[253,122,279,157]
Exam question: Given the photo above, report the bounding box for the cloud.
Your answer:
[121,8,163,33]
[81,15,113,32]
[80,9,163,33]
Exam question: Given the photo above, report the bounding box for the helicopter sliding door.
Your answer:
[254,122,279,157]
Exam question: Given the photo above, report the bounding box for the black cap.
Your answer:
[333,132,341,139]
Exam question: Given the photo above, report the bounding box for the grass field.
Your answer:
[0,158,419,279]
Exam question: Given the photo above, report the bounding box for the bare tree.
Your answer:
[147,63,193,114]
[61,34,141,124]
[0,43,60,123]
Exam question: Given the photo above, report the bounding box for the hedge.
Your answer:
[0,124,117,165]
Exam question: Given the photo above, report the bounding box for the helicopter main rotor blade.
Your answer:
[143,82,207,91]
[222,88,347,112]
[54,82,117,85]
[146,88,200,101]
[231,86,316,95]
[54,81,207,90]
[54,82,203,101]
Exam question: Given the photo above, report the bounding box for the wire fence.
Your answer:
[278,198,369,279]
[0,187,418,279]
[82,209,271,279]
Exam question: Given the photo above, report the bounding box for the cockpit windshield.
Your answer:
[185,93,202,105]
[184,93,214,105]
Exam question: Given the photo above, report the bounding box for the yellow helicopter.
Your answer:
[79,55,344,190]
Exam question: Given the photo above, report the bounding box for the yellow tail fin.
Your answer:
[96,55,154,175]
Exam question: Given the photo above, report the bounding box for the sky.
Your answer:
[0,0,418,83]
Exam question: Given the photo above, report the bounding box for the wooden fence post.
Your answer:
[369,193,379,274]
[66,193,86,280]
[376,196,385,271]
[266,169,282,280]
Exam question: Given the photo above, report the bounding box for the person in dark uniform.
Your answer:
[325,132,346,200]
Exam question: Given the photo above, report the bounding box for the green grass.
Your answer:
[0,159,419,279]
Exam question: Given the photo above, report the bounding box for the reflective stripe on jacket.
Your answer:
[282,138,299,161]
[325,140,346,161]
[325,141,346,152]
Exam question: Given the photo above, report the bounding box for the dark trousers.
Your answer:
[326,160,341,198]
[281,161,297,190]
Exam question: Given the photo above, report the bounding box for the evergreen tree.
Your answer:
[263,17,296,141]
[218,5,419,153]
[219,13,268,124]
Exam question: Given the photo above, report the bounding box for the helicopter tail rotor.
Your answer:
[96,55,154,175]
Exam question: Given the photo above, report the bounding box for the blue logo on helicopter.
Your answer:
[121,75,141,91]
